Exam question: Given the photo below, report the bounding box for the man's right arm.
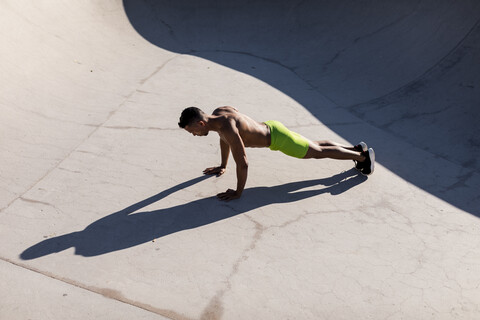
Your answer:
[203,138,230,176]
[220,138,230,168]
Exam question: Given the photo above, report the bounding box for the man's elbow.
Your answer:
[237,160,248,170]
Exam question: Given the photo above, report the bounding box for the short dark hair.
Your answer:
[178,107,205,128]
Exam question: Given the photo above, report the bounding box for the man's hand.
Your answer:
[203,166,226,176]
[217,189,241,201]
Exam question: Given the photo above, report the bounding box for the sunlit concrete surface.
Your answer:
[1,1,480,319]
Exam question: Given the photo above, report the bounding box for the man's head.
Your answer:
[178,107,209,136]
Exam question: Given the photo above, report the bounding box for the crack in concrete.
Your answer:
[0,100,88,127]
[192,49,297,75]
[321,3,420,74]
[353,2,421,44]
[57,167,83,174]
[18,197,63,216]
[322,48,347,72]
[199,207,342,319]
[99,125,180,131]
[444,170,476,192]
[19,197,56,208]
[200,215,265,320]
[378,105,454,130]
[139,56,178,85]
[190,48,345,105]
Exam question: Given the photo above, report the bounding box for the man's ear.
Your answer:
[198,120,206,127]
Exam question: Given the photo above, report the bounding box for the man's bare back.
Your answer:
[211,106,271,148]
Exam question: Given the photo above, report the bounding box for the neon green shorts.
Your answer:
[264,120,310,158]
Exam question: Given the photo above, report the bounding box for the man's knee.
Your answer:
[317,140,333,147]
[304,145,326,159]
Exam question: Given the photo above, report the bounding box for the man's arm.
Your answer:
[220,138,230,168]
[217,122,248,201]
[203,138,230,176]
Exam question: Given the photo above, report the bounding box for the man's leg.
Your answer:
[304,141,375,175]
[303,142,365,161]
[314,140,363,151]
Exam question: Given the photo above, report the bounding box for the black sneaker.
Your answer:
[360,148,375,176]
[354,142,368,170]
[354,142,368,153]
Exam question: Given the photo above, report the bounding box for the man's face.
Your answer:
[185,121,208,136]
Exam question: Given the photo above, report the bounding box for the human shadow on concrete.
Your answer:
[122,0,480,216]
[20,169,366,260]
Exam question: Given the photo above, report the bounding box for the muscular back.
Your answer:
[212,107,270,148]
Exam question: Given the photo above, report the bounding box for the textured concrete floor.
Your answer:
[1,1,480,319]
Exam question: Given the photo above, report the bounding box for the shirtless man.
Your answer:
[178,106,374,201]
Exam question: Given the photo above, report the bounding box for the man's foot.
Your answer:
[359,148,375,176]
[353,142,368,170]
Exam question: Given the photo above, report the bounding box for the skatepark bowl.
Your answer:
[1,1,480,319]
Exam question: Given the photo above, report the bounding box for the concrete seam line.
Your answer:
[0,256,189,320]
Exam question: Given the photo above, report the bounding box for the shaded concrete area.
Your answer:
[1,1,480,319]
[123,0,480,215]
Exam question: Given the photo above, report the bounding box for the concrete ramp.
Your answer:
[1,1,480,319]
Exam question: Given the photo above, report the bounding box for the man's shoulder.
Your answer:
[212,106,238,115]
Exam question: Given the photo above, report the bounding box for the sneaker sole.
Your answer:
[358,141,368,152]
[361,148,375,176]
